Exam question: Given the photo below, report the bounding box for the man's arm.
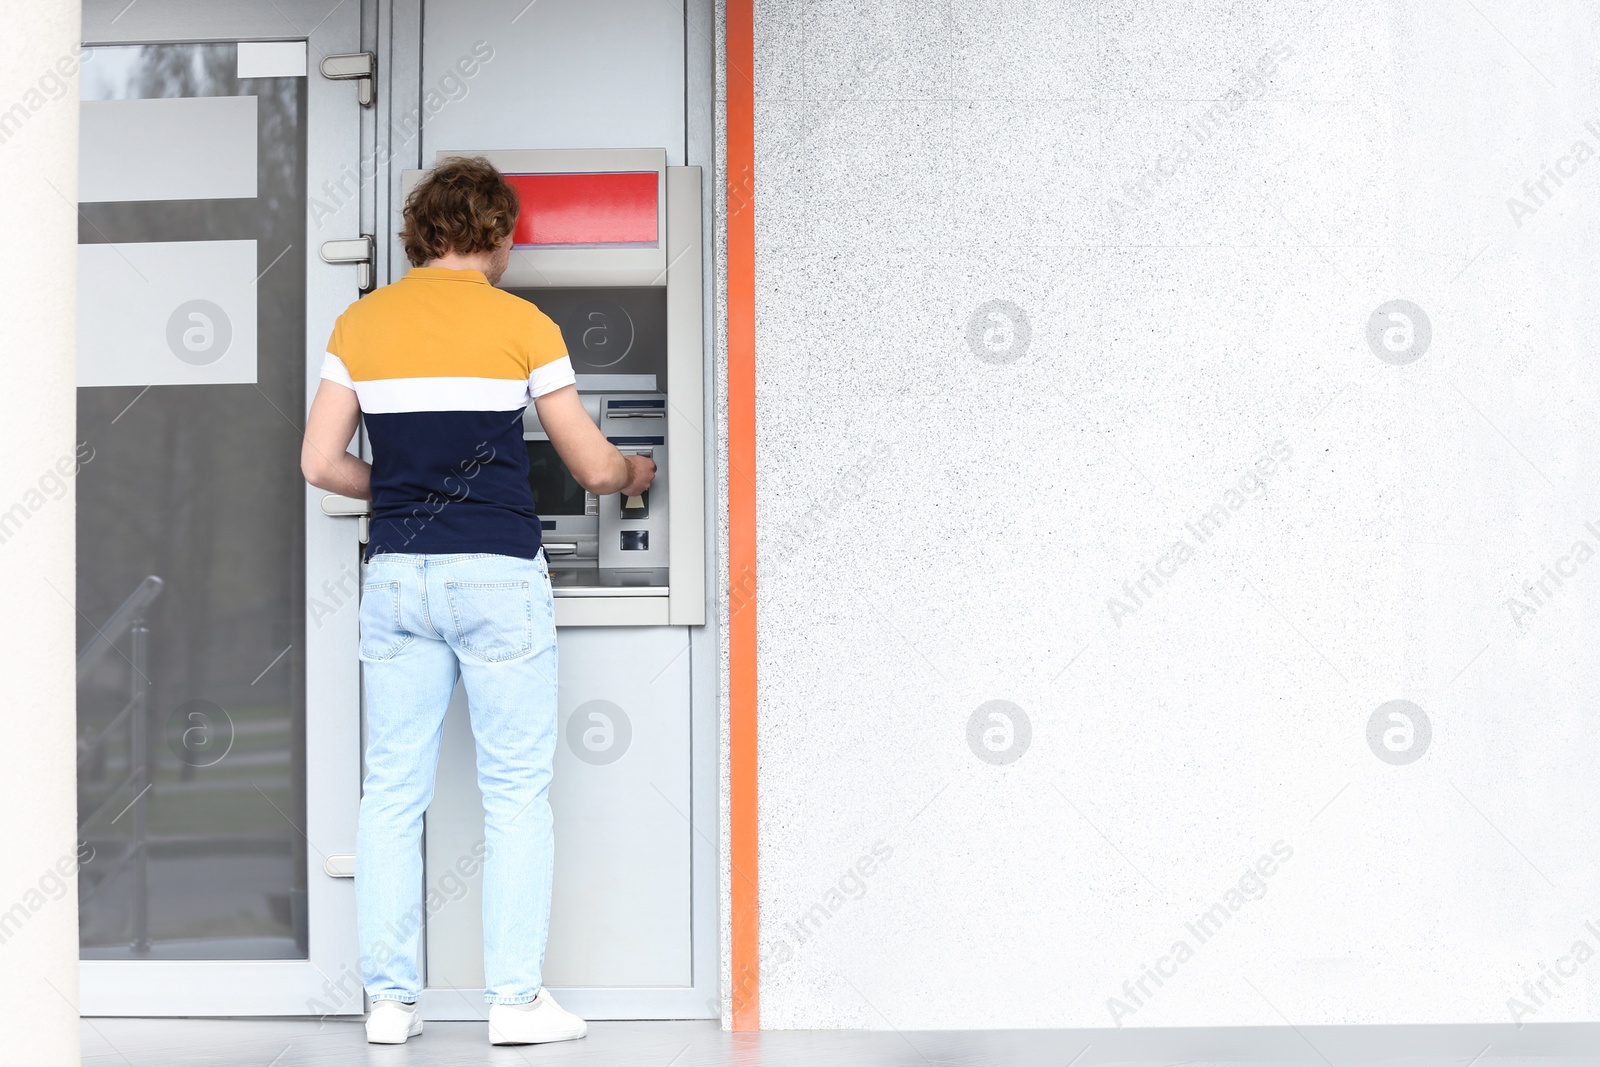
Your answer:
[301,379,372,498]
[534,384,655,496]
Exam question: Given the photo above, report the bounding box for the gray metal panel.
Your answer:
[420,681,481,996]
[423,627,694,1017]
[419,0,686,167]
[682,0,722,1023]
[554,597,670,627]
[382,0,424,288]
[78,0,364,1018]
[666,167,706,626]
[598,404,671,572]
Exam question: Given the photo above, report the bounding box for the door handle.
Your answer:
[320,494,370,544]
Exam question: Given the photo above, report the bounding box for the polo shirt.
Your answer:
[320,266,575,560]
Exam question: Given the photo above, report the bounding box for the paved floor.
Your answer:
[78,1019,1600,1066]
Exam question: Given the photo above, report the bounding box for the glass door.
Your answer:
[76,0,365,1016]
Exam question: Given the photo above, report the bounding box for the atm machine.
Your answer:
[453,149,707,627]
[380,149,708,1018]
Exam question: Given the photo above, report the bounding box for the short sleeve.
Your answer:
[527,310,576,399]
[320,351,355,390]
[321,315,356,389]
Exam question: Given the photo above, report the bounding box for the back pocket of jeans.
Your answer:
[358,580,410,661]
[444,580,533,663]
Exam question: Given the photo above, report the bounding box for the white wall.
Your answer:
[750,0,1600,1029]
[0,0,84,1060]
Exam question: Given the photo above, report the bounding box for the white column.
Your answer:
[0,0,85,1062]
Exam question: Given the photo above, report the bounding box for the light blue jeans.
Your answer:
[355,551,557,1006]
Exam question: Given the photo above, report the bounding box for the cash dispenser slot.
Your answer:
[606,399,665,420]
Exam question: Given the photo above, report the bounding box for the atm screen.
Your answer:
[525,440,586,516]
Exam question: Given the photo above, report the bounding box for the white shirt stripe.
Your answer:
[322,355,576,412]
[529,356,576,399]
[352,375,533,414]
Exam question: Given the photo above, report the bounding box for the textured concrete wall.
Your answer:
[748,0,1600,1030]
[0,0,84,1060]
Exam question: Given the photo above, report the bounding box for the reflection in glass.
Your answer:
[75,44,309,960]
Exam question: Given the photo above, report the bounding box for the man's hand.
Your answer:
[536,384,660,496]
[620,454,657,498]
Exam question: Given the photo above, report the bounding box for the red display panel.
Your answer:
[506,171,658,247]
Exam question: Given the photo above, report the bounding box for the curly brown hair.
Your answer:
[400,156,519,266]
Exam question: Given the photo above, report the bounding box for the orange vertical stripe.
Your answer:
[725,0,761,1034]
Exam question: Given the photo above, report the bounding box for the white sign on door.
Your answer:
[78,239,258,388]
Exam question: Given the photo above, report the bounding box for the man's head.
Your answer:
[401,155,518,283]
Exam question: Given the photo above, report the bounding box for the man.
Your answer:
[300,156,655,1046]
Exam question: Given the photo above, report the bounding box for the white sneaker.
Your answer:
[365,999,423,1044]
[487,989,588,1045]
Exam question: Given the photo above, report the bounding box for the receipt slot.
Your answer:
[403,149,705,626]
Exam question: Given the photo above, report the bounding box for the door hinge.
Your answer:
[320,235,375,293]
[320,51,376,107]
[322,853,356,878]
[320,494,371,544]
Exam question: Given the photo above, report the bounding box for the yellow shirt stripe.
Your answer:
[326,267,568,383]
